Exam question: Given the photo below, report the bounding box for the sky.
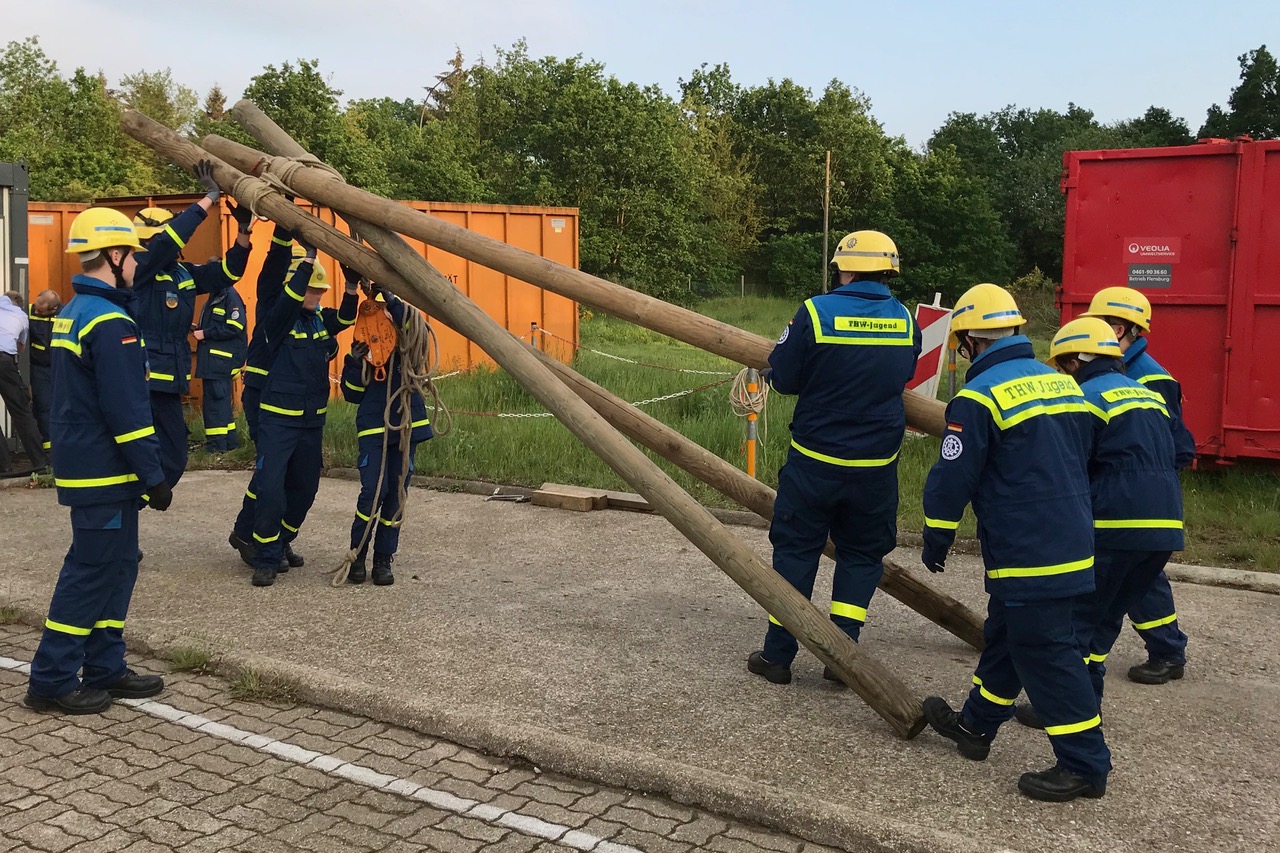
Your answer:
[7,0,1274,146]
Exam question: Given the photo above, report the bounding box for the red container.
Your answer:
[1060,139,1280,463]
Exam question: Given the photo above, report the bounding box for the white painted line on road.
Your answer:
[1,656,641,852]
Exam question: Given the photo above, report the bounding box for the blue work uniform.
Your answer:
[240,225,297,445]
[1074,357,1184,702]
[132,203,249,486]
[195,287,248,452]
[339,294,433,560]
[761,279,920,666]
[922,335,1110,788]
[1122,337,1193,667]
[27,303,55,452]
[238,262,357,572]
[28,276,165,699]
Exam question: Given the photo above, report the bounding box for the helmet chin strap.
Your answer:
[104,249,130,289]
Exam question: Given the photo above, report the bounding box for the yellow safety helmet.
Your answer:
[831,230,900,274]
[1049,317,1123,361]
[950,283,1024,333]
[132,207,175,241]
[289,252,331,291]
[65,208,142,255]
[1081,286,1151,331]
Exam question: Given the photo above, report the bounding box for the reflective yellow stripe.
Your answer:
[790,439,899,468]
[210,349,234,358]
[212,307,226,315]
[153,274,173,283]
[956,389,1090,431]
[1094,519,1183,530]
[316,407,327,415]
[93,619,125,630]
[338,316,355,326]
[272,236,292,247]
[1135,373,1174,385]
[768,615,783,627]
[227,319,244,331]
[378,517,402,528]
[1087,652,1108,664]
[924,516,960,530]
[344,380,366,392]
[986,556,1093,580]
[972,675,1014,706]
[253,532,279,544]
[357,427,384,438]
[245,489,256,500]
[412,417,431,428]
[285,282,306,302]
[290,330,309,339]
[178,280,195,291]
[1045,715,1102,736]
[260,404,304,416]
[42,441,51,451]
[114,426,155,444]
[244,366,268,376]
[281,521,299,534]
[31,342,46,350]
[149,372,176,381]
[356,508,371,522]
[163,224,186,249]
[51,339,82,356]
[1132,613,1177,631]
[805,300,915,346]
[206,426,230,436]
[221,258,241,282]
[830,601,867,622]
[45,618,91,636]
[79,312,132,341]
[55,473,139,488]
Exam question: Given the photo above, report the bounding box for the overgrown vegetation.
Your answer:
[228,666,297,702]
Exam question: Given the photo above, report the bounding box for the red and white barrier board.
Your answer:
[908,294,952,400]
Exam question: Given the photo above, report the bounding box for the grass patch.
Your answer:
[228,666,297,702]
[0,606,21,625]
[169,640,217,674]
[188,294,1280,572]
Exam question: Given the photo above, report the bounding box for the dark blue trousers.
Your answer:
[149,390,188,487]
[30,362,52,453]
[1083,550,1174,700]
[29,501,139,697]
[249,420,323,571]
[964,596,1111,786]
[241,385,261,446]
[201,377,238,452]
[762,454,897,666]
[350,440,419,558]
[1127,570,1188,665]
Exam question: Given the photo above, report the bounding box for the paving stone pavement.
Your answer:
[0,623,840,853]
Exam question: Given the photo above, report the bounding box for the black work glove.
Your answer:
[228,199,254,232]
[350,340,370,362]
[340,262,363,288]
[758,367,773,386]
[147,480,173,512]
[921,527,954,574]
[194,159,220,201]
[295,237,317,261]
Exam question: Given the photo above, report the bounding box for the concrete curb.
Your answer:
[0,601,991,853]
[327,470,1280,596]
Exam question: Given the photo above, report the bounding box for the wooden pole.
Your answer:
[217,99,947,438]
[123,109,928,738]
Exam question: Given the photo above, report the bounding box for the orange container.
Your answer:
[29,195,580,403]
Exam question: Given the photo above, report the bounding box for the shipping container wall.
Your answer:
[1060,139,1280,463]
[29,196,580,403]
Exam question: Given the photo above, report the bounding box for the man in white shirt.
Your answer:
[0,293,48,473]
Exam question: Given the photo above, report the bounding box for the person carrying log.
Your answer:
[192,279,248,453]
[337,268,434,586]
[918,283,1110,803]
[747,230,920,686]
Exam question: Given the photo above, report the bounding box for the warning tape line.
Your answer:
[452,377,734,418]
[533,328,734,376]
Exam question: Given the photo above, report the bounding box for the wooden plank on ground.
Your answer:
[606,490,652,512]
[531,483,610,512]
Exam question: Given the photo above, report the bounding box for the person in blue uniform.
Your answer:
[193,283,248,452]
[746,230,920,686]
[27,289,61,454]
[1082,286,1193,685]
[25,208,172,715]
[243,245,358,587]
[1014,318,1184,730]
[339,274,433,586]
[130,159,255,487]
[919,283,1110,803]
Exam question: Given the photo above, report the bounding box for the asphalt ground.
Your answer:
[1,470,1276,852]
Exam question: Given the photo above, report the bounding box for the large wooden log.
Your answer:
[524,346,985,651]
[177,108,930,738]
[215,99,948,438]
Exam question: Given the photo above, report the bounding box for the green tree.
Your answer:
[1201,45,1280,139]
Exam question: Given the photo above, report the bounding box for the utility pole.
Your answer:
[822,150,831,293]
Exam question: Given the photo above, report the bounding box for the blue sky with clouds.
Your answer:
[9,1,1273,145]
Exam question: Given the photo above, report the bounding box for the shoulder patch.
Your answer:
[231,309,241,320]
[777,326,790,345]
[941,434,963,461]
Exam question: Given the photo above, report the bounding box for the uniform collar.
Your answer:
[965,335,1035,381]
[1076,356,1124,383]
[832,280,892,298]
[71,274,138,309]
[1123,336,1148,364]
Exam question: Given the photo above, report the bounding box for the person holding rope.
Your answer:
[337,269,434,586]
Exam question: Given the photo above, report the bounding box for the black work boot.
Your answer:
[98,669,164,699]
[822,666,847,688]
[137,548,144,563]
[923,696,992,761]
[1018,766,1106,802]
[283,544,305,569]
[1128,659,1185,685]
[1013,703,1046,729]
[347,549,368,584]
[24,688,113,715]
[251,565,277,587]
[228,532,256,567]
[372,552,395,586]
[746,651,792,685]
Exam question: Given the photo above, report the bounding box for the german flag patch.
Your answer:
[946,422,963,433]
[121,335,138,345]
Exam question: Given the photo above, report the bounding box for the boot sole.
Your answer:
[1018,778,1106,802]
[251,574,277,587]
[105,683,164,700]
[24,694,113,715]
[372,576,395,586]
[922,698,990,761]
[746,656,791,685]
[1128,667,1185,685]
[228,533,256,568]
